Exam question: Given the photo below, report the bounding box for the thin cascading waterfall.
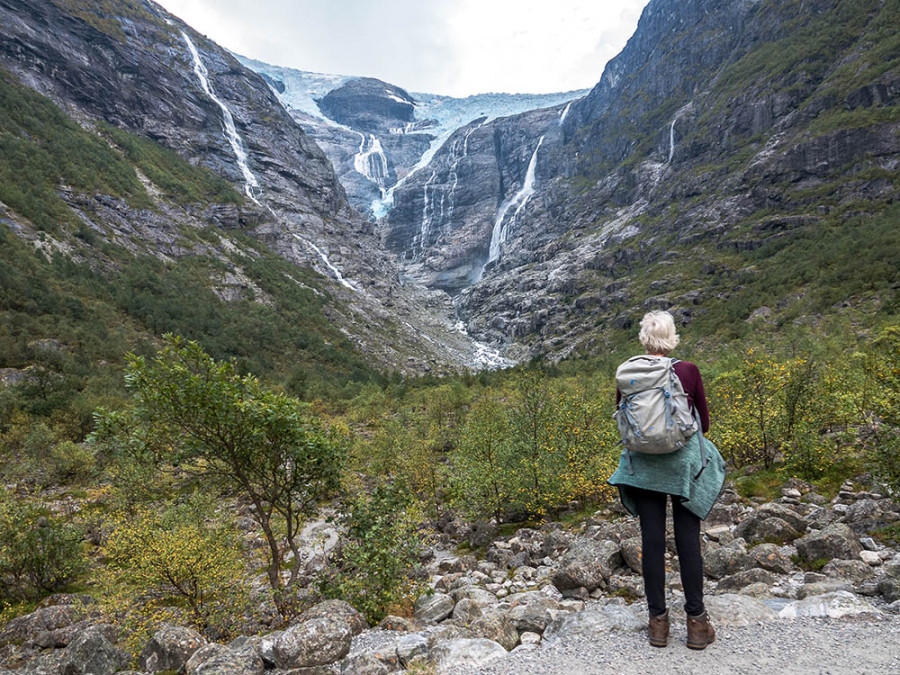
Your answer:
[444,124,479,228]
[182,32,259,203]
[487,135,545,265]
[668,117,677,163]
[559,101,573,126]
[417,170,438,257]
[264,205,355,291]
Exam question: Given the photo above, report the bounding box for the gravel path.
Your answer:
[463,616,900,675]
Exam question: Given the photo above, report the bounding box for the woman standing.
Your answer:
[608,311,726,650]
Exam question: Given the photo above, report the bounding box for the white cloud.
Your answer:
[155,0,648,96]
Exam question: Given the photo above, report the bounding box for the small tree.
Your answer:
[320,481,422,624]
[0,496,85,601]
[449,395,515,522]
[92,335,342,616]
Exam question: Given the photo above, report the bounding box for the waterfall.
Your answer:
[353,133,389,193]
[559,101,573,126]
[291,234,355,291]
[487,135,545,265]
[417,170,438,256]
[668,117,677,163]
[182,32,260,203]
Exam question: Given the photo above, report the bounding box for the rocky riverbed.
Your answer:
[1,477,898,674]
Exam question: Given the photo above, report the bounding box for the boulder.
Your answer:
[60,626,128,675]
[469,521,500,549]
[543,605,644,642]
[273,617,352,669]
[703,594,777,626]
[505,592,560,634]
[779,591,882,618]
[552,539,622,591]
[467,613,519,651]
[795,523,863,563]
[704,545,754,579]
[185,643,264,675]
[140,624,207,673]
[339,639,402,675]
[879,578,900,604]
[716,568,778,592]
[749,543,794,574]
[449,587,499,608]
[428,638,507,670]
[298,600,368,637]
[0,605,79,647]
[820,559,877,584]
[414,593,455,623]
[395,633,429,667]
[32,621,117,650]
[451,599,482,626]
[797,581,854,599]
[619,537,643,574]
[734,514,801,545]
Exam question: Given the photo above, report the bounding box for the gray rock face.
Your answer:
[795,523,863,563]
[139,625,207,673]
[703,594,777,626]
[428,638,507,670]
[273,617,353,669]
[318,78,415,134]
[60,626,128,675]
[779,591,882,619]
[185,643,264,675]
[552,539,623,591]
[414,593,455,623]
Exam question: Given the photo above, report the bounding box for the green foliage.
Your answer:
[0,496,85,601]
[101,497,249,638]
[92,336,343,615]
[321,482,423,625]
[100,124,242,205]
[0,69,149,231]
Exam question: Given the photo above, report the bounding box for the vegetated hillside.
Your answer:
[0,0,512,415]
[444,0,900,359]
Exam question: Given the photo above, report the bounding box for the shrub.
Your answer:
[92,335,343,616]
[0,496,85,601]
[321,482,423,625]
[101,498,249,639]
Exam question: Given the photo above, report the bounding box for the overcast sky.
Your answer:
[155,0,649,97]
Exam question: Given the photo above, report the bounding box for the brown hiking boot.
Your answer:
[686,610,715,650]
[648,610,669,647]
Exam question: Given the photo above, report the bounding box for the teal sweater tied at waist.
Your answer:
[608,432,727,520]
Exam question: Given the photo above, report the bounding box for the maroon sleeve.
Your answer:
[673,361,710,433]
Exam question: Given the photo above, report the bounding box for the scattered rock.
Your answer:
[795,523,863,562]
[543,604,644,643]
[60,626,128,675]
[703,594,777,626]
[780,591,882,618]
[552,539,622,591]
[185,643,264,675]
[749,543,794,574]
[428,638,507,670]
[298,600,368,637]
[467,613,519,651]
[716,568,778,592]
[140,624,207,673]
[414,593,455,623]
[273,617,352,669]
[704,544,754,579]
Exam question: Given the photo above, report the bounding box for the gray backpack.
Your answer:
[614,356,708,474]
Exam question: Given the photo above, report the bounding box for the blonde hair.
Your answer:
[639,310,680,355]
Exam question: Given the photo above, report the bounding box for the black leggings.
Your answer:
[629,486,705,617]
